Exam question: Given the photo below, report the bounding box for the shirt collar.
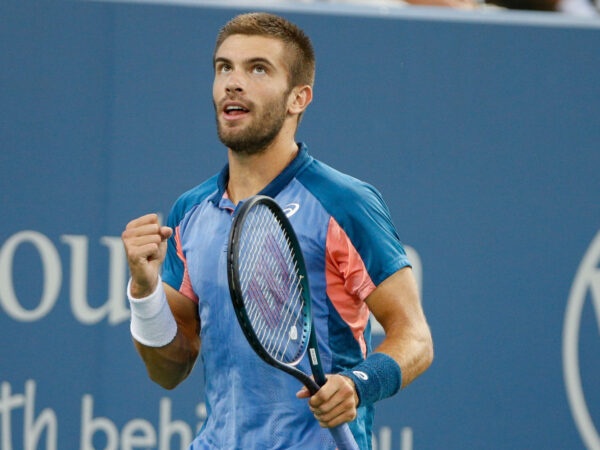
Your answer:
[209,142,312,205]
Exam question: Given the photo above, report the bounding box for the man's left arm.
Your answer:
[300,266,433,427]
[364,266,433,388]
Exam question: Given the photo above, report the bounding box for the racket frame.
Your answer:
[227,195,323,394]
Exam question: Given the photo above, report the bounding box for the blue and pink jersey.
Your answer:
[162,143,411,449]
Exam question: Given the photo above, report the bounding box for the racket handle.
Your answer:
[310,376,358,448]
[330,423,359,450]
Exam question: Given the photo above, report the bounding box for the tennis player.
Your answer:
[122,12,433,449]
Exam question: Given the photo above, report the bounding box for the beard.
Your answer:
[215,94,289,156]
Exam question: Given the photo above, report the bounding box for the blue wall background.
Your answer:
[1,1,599,449]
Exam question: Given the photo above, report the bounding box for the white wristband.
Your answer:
[128,276,178,347]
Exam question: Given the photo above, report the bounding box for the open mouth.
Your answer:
[224,103,250,119]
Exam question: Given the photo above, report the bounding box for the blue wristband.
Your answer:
[341,353,402,406]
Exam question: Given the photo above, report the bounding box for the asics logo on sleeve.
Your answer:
[283,203,300,217]
[352,370,369,381]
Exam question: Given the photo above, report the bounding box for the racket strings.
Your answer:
[238,206,308,364]
[242,236,301,360]
[242,217,302,358]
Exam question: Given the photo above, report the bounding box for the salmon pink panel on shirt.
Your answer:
[325,217,374,356]
[174,225,198,303]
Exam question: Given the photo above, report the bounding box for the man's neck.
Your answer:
[226,139,299,204]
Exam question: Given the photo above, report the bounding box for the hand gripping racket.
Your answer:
[227,195,359,450]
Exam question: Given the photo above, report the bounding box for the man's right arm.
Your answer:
[122,214,201,390]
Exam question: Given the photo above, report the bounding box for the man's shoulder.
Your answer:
[168,173,220,225]
[299,158,385,216]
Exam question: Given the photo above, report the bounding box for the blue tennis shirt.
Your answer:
[162,143,411,450]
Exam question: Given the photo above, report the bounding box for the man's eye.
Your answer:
[218,64,231,73]
[253,66,266,74]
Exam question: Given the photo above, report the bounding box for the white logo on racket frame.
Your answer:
[563,231,600,450]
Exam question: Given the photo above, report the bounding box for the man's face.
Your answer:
[213,35,293,155]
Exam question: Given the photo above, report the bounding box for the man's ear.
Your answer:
[288,85,313,116]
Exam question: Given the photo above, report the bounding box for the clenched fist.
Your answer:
[121,214,173,298]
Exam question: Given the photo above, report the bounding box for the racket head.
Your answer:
[227,195,318,390]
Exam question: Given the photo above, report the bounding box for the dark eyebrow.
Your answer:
[213,56,276,70]
[246,57,275,68]
[213,56,231,68]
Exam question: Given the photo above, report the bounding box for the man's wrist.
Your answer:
[129,277,158,299]
[340,353,402,407]
[127,276,177,347]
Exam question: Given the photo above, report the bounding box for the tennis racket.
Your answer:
[227,195,359,450]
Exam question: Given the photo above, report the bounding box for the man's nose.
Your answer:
[225,73,244,93]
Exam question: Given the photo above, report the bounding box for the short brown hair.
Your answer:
[214,12,316,89]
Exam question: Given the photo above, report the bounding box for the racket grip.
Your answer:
[330,423,359,450]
